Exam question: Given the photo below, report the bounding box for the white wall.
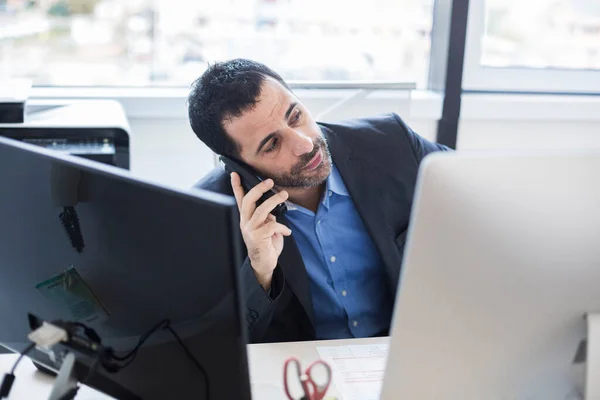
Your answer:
[458,121,600,151]
[458,94,600,152]
[128,117,213,189]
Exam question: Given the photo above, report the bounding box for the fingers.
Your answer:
[248,190,289,229]
[253,221,292,240]
[230,172,245,211]
[230,173,275,221]
[240,178,275,222]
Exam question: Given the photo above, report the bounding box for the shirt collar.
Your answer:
[326,163,349,197]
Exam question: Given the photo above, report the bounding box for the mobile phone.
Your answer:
[219,155,288,217]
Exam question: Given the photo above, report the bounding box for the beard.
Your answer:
[260,135,332,189]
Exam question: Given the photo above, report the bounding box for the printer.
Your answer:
[0,96,131,170]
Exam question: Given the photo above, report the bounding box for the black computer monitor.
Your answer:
[0,136,250,399]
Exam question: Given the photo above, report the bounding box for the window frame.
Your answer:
[462,0,600,94]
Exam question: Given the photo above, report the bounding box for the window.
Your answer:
[0,0,435,87]
[463,0,600,93]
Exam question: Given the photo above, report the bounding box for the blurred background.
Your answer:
[2,0,599,86]
[0,0,435,86]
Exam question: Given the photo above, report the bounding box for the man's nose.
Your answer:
[289,129,314,157]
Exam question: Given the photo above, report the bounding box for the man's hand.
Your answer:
[231,172,292,292]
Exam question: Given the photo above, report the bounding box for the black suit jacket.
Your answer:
[194,113,449,343]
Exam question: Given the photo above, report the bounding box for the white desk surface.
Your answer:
[0,336,388,399]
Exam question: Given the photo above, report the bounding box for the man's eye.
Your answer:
[265,137,279,153]
[291,110,301,124]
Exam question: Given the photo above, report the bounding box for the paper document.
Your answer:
[317,343,389,400]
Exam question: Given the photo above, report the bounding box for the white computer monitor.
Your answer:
[381,151,600,400]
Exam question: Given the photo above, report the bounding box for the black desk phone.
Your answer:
[219,155,288,217]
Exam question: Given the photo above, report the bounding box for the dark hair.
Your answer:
[187,58,292,157]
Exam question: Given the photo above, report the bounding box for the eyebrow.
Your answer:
[255,102,298,155]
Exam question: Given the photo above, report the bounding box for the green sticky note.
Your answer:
[36,266,109,324]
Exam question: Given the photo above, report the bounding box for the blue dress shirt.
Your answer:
[285,164,392,339]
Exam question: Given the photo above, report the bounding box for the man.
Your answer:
[188,58,449,343]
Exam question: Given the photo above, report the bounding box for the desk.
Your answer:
[0,337,388,399]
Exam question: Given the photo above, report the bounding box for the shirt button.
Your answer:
[353,320,358,327]
[317,219,322,224]
[342,290,347,297]
[328,191,333,197]
[330,256,336,263]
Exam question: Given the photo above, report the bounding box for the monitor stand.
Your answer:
[587,313,600,400]
[46,351,141,400]
[48,352,78,400]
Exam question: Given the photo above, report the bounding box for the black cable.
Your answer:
[109,320,210,399]
[1,343,36,398]
[111,320,170,362]
[10,343,35,375]
[164,325,210,400]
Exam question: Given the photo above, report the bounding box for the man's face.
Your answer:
[223,77,332,189]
